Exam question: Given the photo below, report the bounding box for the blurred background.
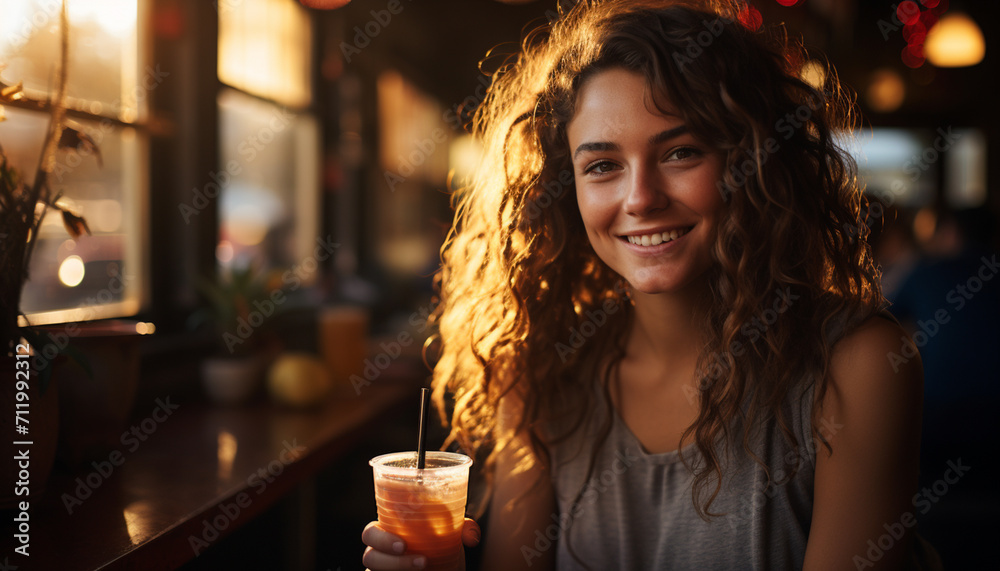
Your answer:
[0,0,996,569]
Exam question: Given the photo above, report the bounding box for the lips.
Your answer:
[620,226,693,247]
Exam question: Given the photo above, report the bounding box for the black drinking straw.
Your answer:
[416,388,430,470]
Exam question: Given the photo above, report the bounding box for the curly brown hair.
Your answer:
[429,0,881,522]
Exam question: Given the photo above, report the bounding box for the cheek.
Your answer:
[687,167,726,217]
[576,187,616,227]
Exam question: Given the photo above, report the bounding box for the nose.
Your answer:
[623,162,669,216]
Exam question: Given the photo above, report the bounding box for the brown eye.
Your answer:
[666,147,702,161]
[584,160,619,175]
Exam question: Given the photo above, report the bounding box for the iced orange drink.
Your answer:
[370,451,472,571]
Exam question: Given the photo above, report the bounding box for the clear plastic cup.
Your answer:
[370,451,473,571]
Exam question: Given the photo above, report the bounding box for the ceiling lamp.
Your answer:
[925,12,986,67]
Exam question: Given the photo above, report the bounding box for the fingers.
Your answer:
[362,521,406,555]
[362,546,427,570]
[362,519,477,570]
[361,522,428,570]
[461,518,482,548]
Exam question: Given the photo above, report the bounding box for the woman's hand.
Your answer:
[361,518,481,570]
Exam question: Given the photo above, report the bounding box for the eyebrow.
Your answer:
[572,125,689,159]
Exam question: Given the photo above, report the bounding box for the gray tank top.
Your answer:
[546,311,940,570]
[548,379,816,570]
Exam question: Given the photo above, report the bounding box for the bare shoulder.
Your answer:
[803,314,924,569]
[814,312,924,477]
[824,314,924,411]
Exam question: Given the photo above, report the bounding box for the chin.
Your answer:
[625,265,710,295]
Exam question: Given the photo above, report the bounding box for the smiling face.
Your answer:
[567,68,726,295]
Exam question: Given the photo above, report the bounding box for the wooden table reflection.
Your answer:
[1,382,410,570]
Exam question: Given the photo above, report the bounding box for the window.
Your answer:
[848,128,936,207]
[216,0,320,276]
[0,0,148,325]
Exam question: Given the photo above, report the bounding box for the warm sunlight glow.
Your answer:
[69,0,138,39]
[799,60,826,90]
[448,134,482,189]
[88,199,124,233]
[58,255,85,287]
[218,0,312,108]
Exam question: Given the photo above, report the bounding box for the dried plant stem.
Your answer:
[1,0,69,352]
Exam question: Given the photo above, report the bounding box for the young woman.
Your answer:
[363,1,939,569]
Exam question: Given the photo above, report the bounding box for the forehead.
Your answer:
[567,68,682,142]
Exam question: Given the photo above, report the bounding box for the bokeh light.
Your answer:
[903,22,927,46]
[902,44,926,68]
[925,12,986,68]
[896,1,921,26]
[58,256,86,288]
[739,5,763,31]
[866,69,906,113]
[920,10,939,30]
[800,60,826,89]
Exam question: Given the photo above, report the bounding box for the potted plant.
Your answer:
[189,265,282,405]
[0,1,102,503]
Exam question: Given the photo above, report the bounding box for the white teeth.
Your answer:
[624,227,690,247]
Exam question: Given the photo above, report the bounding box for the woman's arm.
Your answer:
[481,397,558,571]
[803,316,924,570]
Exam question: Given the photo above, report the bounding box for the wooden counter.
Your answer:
[0,381,412,570]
